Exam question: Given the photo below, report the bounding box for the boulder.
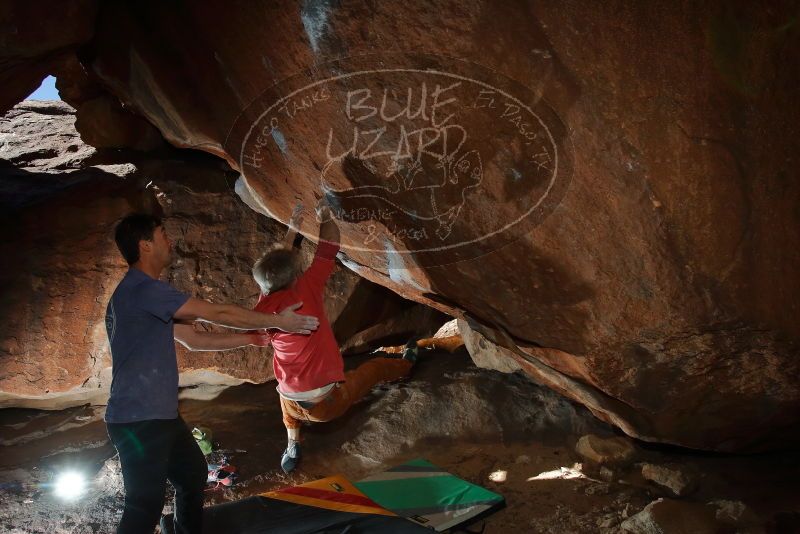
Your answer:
[338,302,447,355]
[575,434,636,465]
[0,0,98,115]
[641,463,697,497]
[1,1,800,451]
[338,359,608,467]
[0,100,94,173]
[620,498,718,534]
[52,55,104,109]
[425,319,465,352]
[433,319,459,339]
[0,103,441,409]
[78,0,800,452]
[73,95,164,151]
[709,500,761,530]
[0,171,144,409]
[459,318,523,374]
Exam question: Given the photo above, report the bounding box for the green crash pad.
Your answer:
[355,458,505,531]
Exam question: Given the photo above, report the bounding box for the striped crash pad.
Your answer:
[160,473,431,533]
[355,458,505,531]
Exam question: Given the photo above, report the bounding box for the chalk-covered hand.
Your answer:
[289,203,304,229]
[315,197,332,222]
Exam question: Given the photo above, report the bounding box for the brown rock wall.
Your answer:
[1,1,798,449]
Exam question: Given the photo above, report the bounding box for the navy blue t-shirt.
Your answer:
[104,268,190,423]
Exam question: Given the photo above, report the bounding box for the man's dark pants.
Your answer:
[107,416,206,534]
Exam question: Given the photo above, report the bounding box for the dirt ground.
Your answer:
[1,348,798,533]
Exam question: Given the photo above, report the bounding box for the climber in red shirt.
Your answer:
[252,199,420,473]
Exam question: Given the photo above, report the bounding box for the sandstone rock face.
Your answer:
[0,1,97,115]
[0,1,163,153]
[338,359,609,467]
[459,318,523,374]
[337,301,445,355]
[575,434,637,466]
[710,500,760,530]
[2,2,799,451]
[621,498,719,534]
[0,101,105,210]
[0,101,95,173]
[0,173,141,409]
[640,463,697,497]
[0,103,440,409]
[73,95,164,151]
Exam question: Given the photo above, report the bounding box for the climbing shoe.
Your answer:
[281,440,301,474]
[401,337,421,364]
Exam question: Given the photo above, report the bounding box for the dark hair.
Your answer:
[252,247,300,293]
[114,213,162,265]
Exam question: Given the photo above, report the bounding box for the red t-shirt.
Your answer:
[253,241,343,393]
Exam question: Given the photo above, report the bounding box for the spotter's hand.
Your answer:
[249,332,272,346]
[275,302,318,334]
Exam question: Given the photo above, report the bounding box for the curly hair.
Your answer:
[252,247,301,294]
